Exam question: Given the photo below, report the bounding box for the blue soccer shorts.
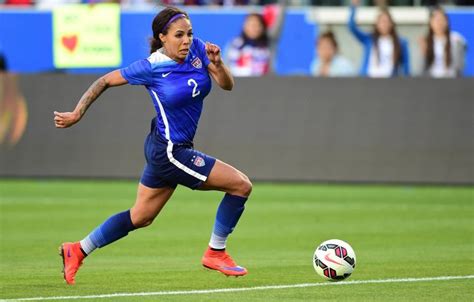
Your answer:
[140,132,216,190]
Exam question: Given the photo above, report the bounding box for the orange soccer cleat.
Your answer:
[59,242,85,285]
[201,247,248,277]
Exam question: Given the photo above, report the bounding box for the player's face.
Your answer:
[376,13,393,36]
[430,10,448,36]
[160,18,193,62]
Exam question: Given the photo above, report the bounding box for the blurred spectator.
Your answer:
[348,0,410,77]
[311,31,356,77]
[159,0,250,5]
[82,0,121,3]
[36,0,80,8]
[29,0,123,3]
[420,7,467,78]
[120,0,153,6]
[310,0,347,5]
[221,0,251,5]
[225,13,271,77]
[4,0,33,5]
[120,0,156,7]
[121,0,154,8]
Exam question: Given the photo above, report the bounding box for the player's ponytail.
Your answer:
[149,38,162,54]
[150,7,189,54]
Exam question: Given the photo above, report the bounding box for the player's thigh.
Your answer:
[199,159,252,197]
[130,183,175,228]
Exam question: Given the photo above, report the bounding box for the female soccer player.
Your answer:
[54,7,252,285]
[420,7,466,78]
[348,0,410,77]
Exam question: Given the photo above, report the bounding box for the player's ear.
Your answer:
[159,33,166,44]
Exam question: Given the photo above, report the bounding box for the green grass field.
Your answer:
[1,180,473,301]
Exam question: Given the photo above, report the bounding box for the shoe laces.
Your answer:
[219,252,236,266]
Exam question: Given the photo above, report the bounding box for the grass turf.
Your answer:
[0,180,473,301]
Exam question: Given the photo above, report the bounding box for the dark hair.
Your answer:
[372,9,402,70]
[240,13,269,48]
[150,7,190,54]
[318,30,339,52]
[0,53,7,71]
[425,7,451,71]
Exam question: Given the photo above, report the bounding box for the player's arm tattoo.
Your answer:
[76,77,109,117]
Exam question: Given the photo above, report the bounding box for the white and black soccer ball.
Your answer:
[313,239,356,281]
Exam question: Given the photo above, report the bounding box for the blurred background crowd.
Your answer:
[0,0,472,179]
[0,0,472,78]
[1,0,473,7]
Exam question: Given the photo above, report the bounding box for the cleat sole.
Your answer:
[59,245,66,278]
[202,264,215,271]
[202,264,247,277]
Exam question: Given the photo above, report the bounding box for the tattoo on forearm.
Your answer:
[77,77,108,116]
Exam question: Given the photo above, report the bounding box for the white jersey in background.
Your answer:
[429,31,467,78]
[368,37,395,78]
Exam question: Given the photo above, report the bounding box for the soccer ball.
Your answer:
[313,239,356,281]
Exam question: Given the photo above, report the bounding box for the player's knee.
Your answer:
[233,174,252,197]
[243,177,253,197]
[131,211,155,228]
[133,216,155,228]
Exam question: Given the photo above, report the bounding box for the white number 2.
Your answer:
[187,78,201,98]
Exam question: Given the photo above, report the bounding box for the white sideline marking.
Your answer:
[2,275,473,301]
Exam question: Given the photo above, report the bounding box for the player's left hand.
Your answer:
[54,111,81,128]
[205,42,223,67]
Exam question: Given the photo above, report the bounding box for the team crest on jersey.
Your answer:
[192,57,202,69]
[193,156,206,167]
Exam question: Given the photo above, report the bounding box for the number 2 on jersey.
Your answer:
[187,79,201,98]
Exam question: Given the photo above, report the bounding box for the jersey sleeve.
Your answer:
[348,6,371,44]
[193,38,211,68]
[120,59,153,86]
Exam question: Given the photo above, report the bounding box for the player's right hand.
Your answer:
[54,111,80,128]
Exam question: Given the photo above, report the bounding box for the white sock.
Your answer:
[209,233,227,250]
[80,236,97,255]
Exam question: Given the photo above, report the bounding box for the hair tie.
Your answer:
[162,13,186,33]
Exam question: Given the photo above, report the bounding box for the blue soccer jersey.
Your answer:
[120,38,212,144]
